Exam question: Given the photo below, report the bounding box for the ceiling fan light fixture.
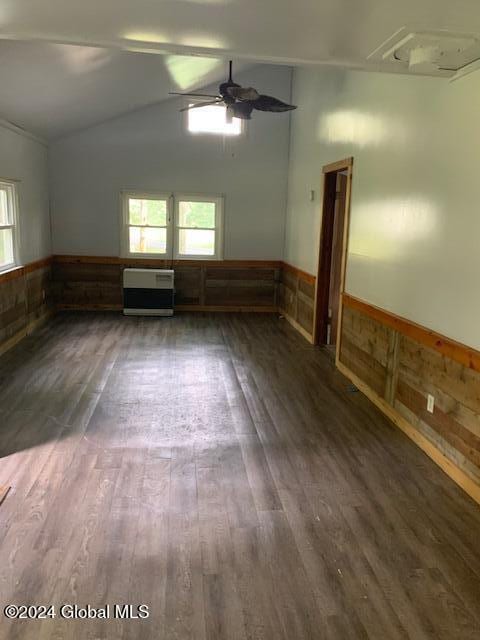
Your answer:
[229,102,254,120]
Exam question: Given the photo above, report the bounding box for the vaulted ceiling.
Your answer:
[1,0,480,138]
[0,40,249,139]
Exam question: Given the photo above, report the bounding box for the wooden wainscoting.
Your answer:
[52,256,281,312]
[338,294,480,505]
[0,257,53,356]
[278,262,316,342]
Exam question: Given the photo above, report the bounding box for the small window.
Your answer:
[174,195,223,260]
[187,104,242,136]
[0,181,18,271]
[121,192,171,258]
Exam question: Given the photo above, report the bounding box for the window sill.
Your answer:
[122,254,170,261]
[0,264,23,283]
[175,256,220,261]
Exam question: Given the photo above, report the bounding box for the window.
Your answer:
[187,104,242,136]
[0,181,18,271]
[121,192,172,258]
[121,191,223,260]
[174,195,223,259]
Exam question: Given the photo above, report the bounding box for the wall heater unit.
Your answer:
[123,268,174,316]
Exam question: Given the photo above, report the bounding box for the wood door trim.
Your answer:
[334,165,353,365]
[343,293,480,373]
[322,157,354,174]
[313,172,336,345]
[313,157,353,350]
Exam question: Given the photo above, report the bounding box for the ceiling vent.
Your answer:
[368,28,480,76]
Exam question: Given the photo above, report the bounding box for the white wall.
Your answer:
[49,64,292,260]
[285,66,480,350]
[0,122,51,263]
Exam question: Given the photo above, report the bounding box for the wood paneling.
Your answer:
[339,295,480,502]
[205,266,278,307]
[52,256,280,311]
[340,337,388,398]
[26,265,53,326]
[0,257,52,284]
[281,261,316,286]
[174,266,202,305]
[54,254,281,269]
[0,266,25,285]
[278,263,316,341]
[0,257,53,356]
[2,256,318,338]
[343,294,480,373]
[53,262,123,308]
[52,256,319,319]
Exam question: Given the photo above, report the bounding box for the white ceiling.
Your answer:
[0,40,249,139]
[1,0,480,138]
[1,0,480,68]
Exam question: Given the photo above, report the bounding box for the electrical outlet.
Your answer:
[427,394,435,414]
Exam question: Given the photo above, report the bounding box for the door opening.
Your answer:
[313,158,353,360]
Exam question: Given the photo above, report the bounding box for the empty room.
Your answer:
[1,1,480,638]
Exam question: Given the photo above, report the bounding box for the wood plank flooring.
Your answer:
[0,312,479,640]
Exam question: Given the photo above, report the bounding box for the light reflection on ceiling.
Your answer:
[165,54,222,90]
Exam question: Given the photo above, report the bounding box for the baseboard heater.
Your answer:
[123,268,174,316]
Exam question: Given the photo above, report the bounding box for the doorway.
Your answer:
[313,158,353,360]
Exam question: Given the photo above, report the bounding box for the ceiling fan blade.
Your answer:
[179,99,223,112]
[226,86,260,101]
[170,92,220,98]
[251,95,297,112]
[228,102,254,120]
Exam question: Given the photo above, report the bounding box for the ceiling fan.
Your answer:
[169,61,297,120]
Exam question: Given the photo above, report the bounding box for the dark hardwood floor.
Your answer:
[0,312,479,640]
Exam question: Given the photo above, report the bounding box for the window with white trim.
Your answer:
[121,191,224,260]
[0,180,18,272]
[121,192,172,259]
[174,195,223,259]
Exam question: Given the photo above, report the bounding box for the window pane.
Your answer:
[178,229,215,256]
[128,198,167,226]
[178,201,215,228]
[129,226,167,254]
[188,105,241,135]
[0,228,14,267]
[0,189,10,226]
